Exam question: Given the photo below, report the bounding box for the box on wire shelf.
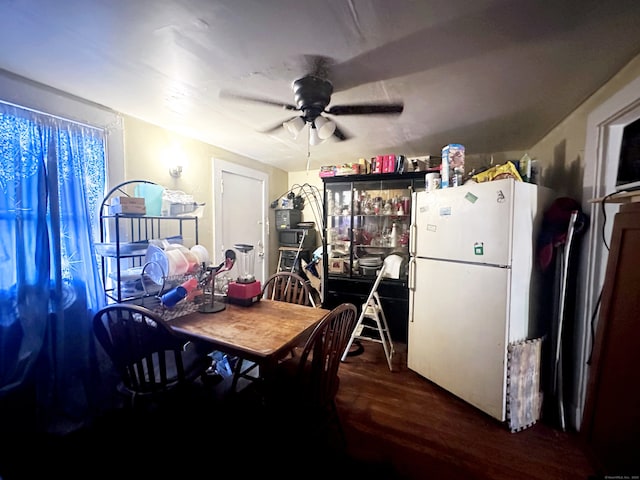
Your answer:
[109,195,146,214]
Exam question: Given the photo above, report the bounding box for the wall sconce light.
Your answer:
[164,142,186,178]
[169,163,183,177]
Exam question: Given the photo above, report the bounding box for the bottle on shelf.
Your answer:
[390,222,399,248]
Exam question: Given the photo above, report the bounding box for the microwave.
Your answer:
[275,209,302,230]
[278,228,316,248]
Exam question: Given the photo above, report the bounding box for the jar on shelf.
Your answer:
[373,199,382,215]
[363,197,373,215]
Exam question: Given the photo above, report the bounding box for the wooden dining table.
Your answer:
[168,299,330,381]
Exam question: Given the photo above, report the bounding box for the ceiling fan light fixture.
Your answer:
[283,116,305,137]
[309,125,323,146]
[314,116,336,140]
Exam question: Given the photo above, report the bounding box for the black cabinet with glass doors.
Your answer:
[322,172,425,342]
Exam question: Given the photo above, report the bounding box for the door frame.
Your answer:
[575,74,640,430]
[212,159,269,284]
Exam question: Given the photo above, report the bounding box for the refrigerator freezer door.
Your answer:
[408,257,510,421]
[412,179,516,266]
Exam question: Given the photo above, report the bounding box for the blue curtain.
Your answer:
[0,102,108,433]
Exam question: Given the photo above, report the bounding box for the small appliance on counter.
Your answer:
[227,243,262,306]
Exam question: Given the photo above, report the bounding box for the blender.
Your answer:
[227,243,262,306]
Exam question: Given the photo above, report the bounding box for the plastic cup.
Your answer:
[181,277,198,293]
[161,286,188,308]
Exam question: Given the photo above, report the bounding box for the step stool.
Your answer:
[341,259,397,371]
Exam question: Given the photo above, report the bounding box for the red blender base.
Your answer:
[227,280,262,306]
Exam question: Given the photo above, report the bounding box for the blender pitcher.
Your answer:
[234,243,256,283]
[227,243,262,306]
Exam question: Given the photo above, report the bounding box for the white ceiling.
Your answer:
[1,0,640,172]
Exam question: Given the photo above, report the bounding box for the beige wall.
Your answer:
[122,115,288,273]
[528,54,640,201]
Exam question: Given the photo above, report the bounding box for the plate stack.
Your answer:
[359,256,383,276]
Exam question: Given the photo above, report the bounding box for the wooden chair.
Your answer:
[268,303,358,444]
[230,271,315,392]
[261,271,314,306]
[93,303,213,408]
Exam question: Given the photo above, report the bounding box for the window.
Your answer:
[0,73,123,432]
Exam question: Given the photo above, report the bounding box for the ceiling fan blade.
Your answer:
[332,122,350,141]
[219,90,298,111]
[326,103,404,116]
[260,116,300,134]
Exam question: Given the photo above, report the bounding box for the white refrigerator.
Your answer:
[407,178,553,421]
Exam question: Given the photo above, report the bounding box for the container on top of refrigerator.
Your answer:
[441,144,465,188]
[472,161,522,183]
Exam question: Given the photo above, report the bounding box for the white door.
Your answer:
[408,257,511,421]
[212,159,268,285]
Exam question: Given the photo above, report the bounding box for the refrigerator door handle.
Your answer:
[408,257,416,291]
[409,222,417,256]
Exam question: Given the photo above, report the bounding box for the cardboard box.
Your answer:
[335,163,360,176]
[112,196,146,205]
[373,155,383,174]
[328,258,346,274]
[408,158,427,172]
[384,154,397,173]
[441,144,465,188]
[318,165,336,178]
[109,204,147,215]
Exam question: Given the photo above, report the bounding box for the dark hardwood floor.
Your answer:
[0,342,597,480]
[337,342,596,479]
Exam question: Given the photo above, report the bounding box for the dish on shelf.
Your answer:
[148,235,184,248]
[165,248,189,276]
[359,257,383,267]
[360,246,387,255]
[95,241,148,256]
[144,244,169,284]
[360,265,381,276]
[190,244,210,265]
[115,280,146,296]
[108,266,144,282]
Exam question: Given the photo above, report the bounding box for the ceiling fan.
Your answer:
[219,56,404,145]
